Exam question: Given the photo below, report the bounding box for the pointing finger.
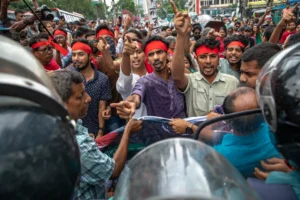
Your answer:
[99,36,107,45]
[170,0,178,14]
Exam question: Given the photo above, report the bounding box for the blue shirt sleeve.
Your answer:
[62,51,73,68]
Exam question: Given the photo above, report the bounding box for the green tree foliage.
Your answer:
[114,0,136,15]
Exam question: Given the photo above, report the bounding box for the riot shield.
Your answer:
[114,138,259,200]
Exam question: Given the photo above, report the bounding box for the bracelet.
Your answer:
[98,127,104,131]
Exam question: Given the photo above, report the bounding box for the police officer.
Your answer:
[0,35,80,199]
[250,43,300,199]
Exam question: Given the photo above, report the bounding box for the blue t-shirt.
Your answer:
[213,122,282,177]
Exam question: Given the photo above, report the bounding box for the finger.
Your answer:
[170,0,178,14]
[99,36,107,45]
[125,35,132,43]
[168,121,173,126]
[110,102,126,108]
[266,158,284,164]
[254,168,268,180]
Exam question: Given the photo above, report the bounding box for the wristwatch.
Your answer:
[185,123,193,134]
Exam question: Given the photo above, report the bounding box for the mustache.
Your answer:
[153,61,162,65]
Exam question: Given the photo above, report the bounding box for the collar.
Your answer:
[71,63,98,81]
[76,119,89,136]
[196,71,226,83]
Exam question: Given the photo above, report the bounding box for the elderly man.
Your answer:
[48,70,142,199]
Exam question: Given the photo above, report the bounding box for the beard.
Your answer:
[74,55,90,71]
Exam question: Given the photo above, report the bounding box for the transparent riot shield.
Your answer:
[114,138,259,200]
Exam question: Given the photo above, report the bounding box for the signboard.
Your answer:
[146,0,161,34]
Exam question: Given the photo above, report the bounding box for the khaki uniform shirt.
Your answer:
[181,72,239,117]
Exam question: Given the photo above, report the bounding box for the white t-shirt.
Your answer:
[116,68,148,118]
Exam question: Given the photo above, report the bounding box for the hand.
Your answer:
[148,23,153,32]
[279,10,293,26]
[110,101,136,119]
[122,36,137,56]
[124,16,132,29]
[89,133,95,140]
[171,0,191,36]
[254,158,293,180]
[266,7,271,14]
[125,119,143,135]
[206,29,221,39]
[97,36,110,52]
[102,107,111,120]
[29,10,42,22]
[206,111,221,120]
[96,130,104,140]
[168,118,191,134]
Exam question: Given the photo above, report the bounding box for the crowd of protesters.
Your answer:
[1,0,300,199]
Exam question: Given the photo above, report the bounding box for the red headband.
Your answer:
[53,30,67,37]
[72,42,92,54]
[31,38,69,56]
[97,29,114,39]
[227,41,245,48]
[144,41,168,56]
[195,45,219,57]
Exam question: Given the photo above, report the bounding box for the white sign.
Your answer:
[146,0,161,35]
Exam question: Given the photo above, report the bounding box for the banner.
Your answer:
[96,116,206,159]
[146,0,161,34]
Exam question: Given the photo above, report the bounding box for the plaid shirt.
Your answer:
[76,120,115,200]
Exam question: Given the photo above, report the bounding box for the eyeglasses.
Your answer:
[36,46,53,54]
[92,40,99,43]
[55,36,65,40]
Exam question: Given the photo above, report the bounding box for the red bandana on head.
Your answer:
[227,41,245,48]
[72,42,92,54]
[195,45,219,57]
[144,41,168,57]
[31,38,69,56]
[53,30,67,37]
[96,29,114,39]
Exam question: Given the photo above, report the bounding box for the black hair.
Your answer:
[139,29,148,38]
[193,25,202,33]
[14,10,25,16]
[85,30,96,38]
[219,26,227,36]
[124,29,143,40]
[235,21,241,25]
[28,33,49,48]
[193,38,220,53]
[184,54,196,71]
[161,26,170,31]
[95,24,114,36]
[263,25,275,41]
[74,21,80,25]
[241,42,281,69]
[224,35,249,50]
[227,27,233,32]
[171,30,177,37]
[142,35,169,52]
[71,38,93,49]
[74,27,89,38]
[285,32,300,48]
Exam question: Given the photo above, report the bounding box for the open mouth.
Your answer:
[153,62,162,69]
